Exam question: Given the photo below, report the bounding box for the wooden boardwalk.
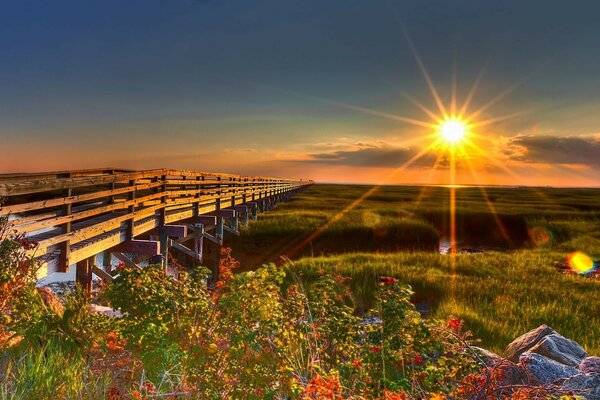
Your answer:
[0,168,312,288]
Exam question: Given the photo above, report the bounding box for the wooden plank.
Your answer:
[161,224,187,238]
[0,169,167,197]
[35,203,165,251]
[113,239,160,256]
[11,191,166,234]
[0,181,163,215]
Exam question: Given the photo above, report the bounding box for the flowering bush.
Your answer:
[102,250,480,398]
[1,231,482,398]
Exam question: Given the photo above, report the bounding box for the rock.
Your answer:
[519,352,579,385]
[88,304,122,318]
[562,374,600,399]
[529,333,588,367]
[36,287,64,316]
[505,324,556,362]
[580,357,600,375]
[474,347,537,386]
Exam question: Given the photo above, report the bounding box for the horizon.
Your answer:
[1,1,599,186]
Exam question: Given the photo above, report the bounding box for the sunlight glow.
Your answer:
[439,119,467,144]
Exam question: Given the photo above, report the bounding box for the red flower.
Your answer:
[351,358,362,369]
[447,318,462,330]
[370,345,382,353]
[378,276,398,285]
[413,353,424,365]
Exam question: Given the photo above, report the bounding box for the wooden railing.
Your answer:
[0,168,312,277]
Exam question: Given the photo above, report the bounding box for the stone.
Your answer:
[474,347,537,387]
[505,324,556,362]
[529,333,588,367]
[519,352,579,385]
[88,304,123,318]
[562,374,600,399]
[580,357,600,375]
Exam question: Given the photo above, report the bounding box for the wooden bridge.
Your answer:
[0,168,312,289]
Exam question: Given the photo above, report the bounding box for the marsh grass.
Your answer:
[240,184,600,354]
[0,341,112,400]
[288,250,600,355]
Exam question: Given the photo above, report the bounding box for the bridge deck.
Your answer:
[0,168,312,277]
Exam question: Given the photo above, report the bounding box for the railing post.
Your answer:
[160,174,168,270]
[194,223,204,264]
[216,177,223,243]
[58,172,72,272]
[127,179,136,240]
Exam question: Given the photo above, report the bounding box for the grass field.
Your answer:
[231,183,600,354]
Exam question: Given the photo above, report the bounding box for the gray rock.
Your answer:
[474,347,537,386]
[506,324,556,362]
[562,374,600,399]
[519,352,579,385]
[580,357,600,375]
[529,333,588,367]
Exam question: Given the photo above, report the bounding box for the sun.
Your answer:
[439,119,467,144]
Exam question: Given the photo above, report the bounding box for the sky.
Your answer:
[1,0,599,186]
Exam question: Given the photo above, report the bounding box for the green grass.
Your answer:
[230,183,600,355]
[287,250,600,355]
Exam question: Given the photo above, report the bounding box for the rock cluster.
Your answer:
[481,324,600,399]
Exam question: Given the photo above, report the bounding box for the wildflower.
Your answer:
[370,345,382,353]
[413,353,425,365]
[384,391,408,400]
[447,318,462,330]
[351,358,362,369]
[379,276,398,285]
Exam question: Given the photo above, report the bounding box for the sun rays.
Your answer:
[278,31,574,284]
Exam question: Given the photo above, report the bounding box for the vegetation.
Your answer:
[1,183,599,398]
[1,232,484,398]
[231,184,600,354]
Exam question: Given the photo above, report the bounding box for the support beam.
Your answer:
[202,231,222,246]
[161,224,188,238]
[75,256,93,292]
[223,224,239,236]
[249,202,258,221]
[210,209,236,218]
[234,205,249,227]
[112,252,142,270]
[215,216,224,242]
[189,215,217,227]
[168,239,202,261]
[92,265,113,282]
[194,224,204,263]
[113,239,160,256]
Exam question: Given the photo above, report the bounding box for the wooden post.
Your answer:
[102,251,112,273]
[160,231,169,270]
[251,203,258,221]
[127,179,136,240]
[76,256,93,293]
[58,172,72,272]
[194,224,204,264]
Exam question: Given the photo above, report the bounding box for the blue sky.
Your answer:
[1,0,599,185]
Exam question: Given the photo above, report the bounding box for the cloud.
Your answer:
[503,135,600,166]
[299,144,439,168]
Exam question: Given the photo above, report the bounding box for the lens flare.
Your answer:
[567,251,596,274]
